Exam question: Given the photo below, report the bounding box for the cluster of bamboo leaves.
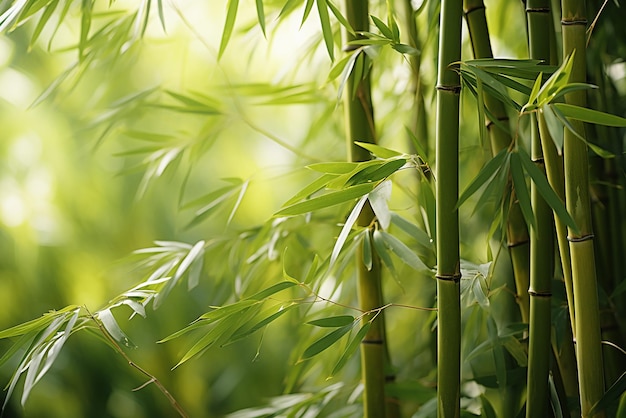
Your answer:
[1,0,625,417]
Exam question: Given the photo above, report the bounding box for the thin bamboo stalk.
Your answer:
[525,2,555,416]
[342,2,388,417]
[435,0,463,415]
[464,0,531,326]
[560,0,606,414]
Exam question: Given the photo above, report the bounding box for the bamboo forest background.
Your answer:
[0,0,625,417]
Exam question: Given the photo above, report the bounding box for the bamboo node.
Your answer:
[528,289,552,297]
[507,238,529,248]
[361,339,384,345]
[436,84,461,94]
[342,43,360,52]
[567,233,594,242]
[561,18,587,26]
[463,4,486,16]
[526,7,550,13]
[436,273,461,283]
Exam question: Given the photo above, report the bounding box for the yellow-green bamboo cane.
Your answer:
[560,0,606,415]
[525,1,556,416]
[435,0,463,415]
[342,2,388,417]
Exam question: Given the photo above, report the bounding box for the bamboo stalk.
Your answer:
[560,0,606,414]
[463,0,531,327]
[525,2,555,416]
[435,0,463,415]
[342,2,388,416]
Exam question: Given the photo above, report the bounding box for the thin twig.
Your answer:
[86,308,189,418]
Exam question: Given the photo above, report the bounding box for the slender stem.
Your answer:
[342,2,389,416]
[560,0,606,414]
[435,0,463,415]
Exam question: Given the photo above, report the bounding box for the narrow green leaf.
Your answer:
[347,159,405,185]
[229,304,295,342]
[301,0,315,26]
[368,180,392,230]
[372,228,396,278]
[325,0,353,34]
[97,309,136,348]
[370,15,393,39]
[517,147,580,234]
[526,72,543,108]
[0,306,80,339]
[29,0,58,49]
[541,105,564,153]
[218,0,239,59]
[301,323,354,360]
[282,173,337,207]
[457,148,509,209]
[510,152,536,230]
[316,0,334,60]
[330,195,367,267]
[307,162,358,174]
[589,372,626,415]
[553,103,626,127]
[244,281,298,301]
[362,229,373,271]
[379,231,428,271]
[355,141,403,158]
[502,335,528,366]
[308,315,355,327]
[255,0,266,37]
[276,183,375,216]
[330,322,371,377]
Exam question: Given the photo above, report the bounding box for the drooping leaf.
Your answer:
[255,0,266,37]
[589,371,626,415]
[316,0,334,60]
[276,183,376,216]
[553,103,626,127]
[307,315,355,327]
[218,0,239,59]
[457,148,509,209]
[330,321,371,377]
[300,323,355,360]
[97,308,136,348]
[330,195,368,268]
[355,141,403,159]
[541,104,564,153]
[379,231,428,271]
[510,152,535,230]
[517,147,580,234]
[368,180,392,230]
[245,281,299,301]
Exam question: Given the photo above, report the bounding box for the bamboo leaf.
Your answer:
[307,315,355,327]
[362,229,373,271]
[379,231,428,271]
[316,0,334,60]
[553,103,626,127]
[368,180,392,230]
[301,0,315,26]
[517,147,580,234]
[589,371,626,414]
[330,195,367,268]
[510,152,535,230]
[325,0,353,34]
[541,104,564,153]
[244,281,298,301]
[372,228,397,278]
[276,183,375,216]
[355,141,403,158]
[255,0,266,37]
[301,323,354,360]
[457,148,509,209]
[370,15,393,39]
[218,0,239,59]
[330,322,371,377]
[347,158,405,185]
[228,304,295,343]
[97,309,135,348]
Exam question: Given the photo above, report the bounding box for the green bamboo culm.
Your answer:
[435,0,463,415]
[560,0,606,415]
[342,1,387,417]
[525,2,555,415]
[463,0,531,326]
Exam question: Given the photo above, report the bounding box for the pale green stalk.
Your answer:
[343,2,388,416]
[560,0,606,415]
[435,0,463,415]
